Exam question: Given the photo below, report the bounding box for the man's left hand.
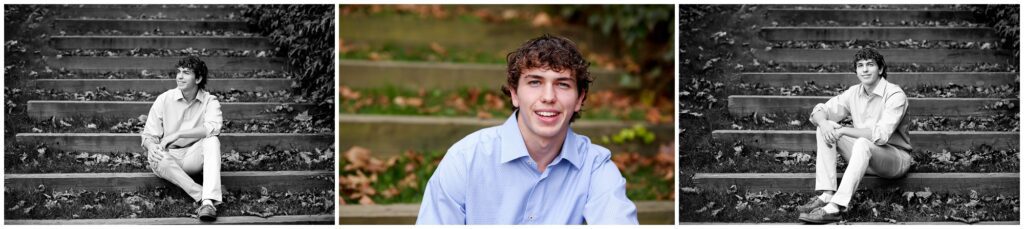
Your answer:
[160,133,180,150]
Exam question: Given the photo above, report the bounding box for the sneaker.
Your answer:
[796,198,827,213]
[798,207,841,224]
[197,204,217,222]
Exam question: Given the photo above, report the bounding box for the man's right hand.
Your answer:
[819,120,843,144]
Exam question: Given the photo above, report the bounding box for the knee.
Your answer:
[153,157,177,174]
[851,138,873,158]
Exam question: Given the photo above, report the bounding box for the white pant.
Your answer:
[814,129,913,207]
[151,136,223,204]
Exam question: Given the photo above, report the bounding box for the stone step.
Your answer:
[339,114,672,157]
[55,19,253,34]
[56,5,244,19]
[339,60,626,91]
[712,130,1018,152]
[766,9,980,25]
[738,72,1017,87]
[27,100,311,120]
[728,95,1016,117]
[51,36,271,50]
[340,14,617,56]
[7,215,333,225]
[47,57,287,73]
[761,27,996,41]
[29,79,293,92]
[4,170,332,193]
[14,133,332,153]
[692,172,1018,194]
[754,49,1012,65]
[339,200,674,225]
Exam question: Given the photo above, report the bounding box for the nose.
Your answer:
[540,83,556,103]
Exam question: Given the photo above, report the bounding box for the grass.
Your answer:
[733,82,1019,98]
[339,86,665,122]
[4,143,335,173]
[4,185,333,220]
[680,187,1018,223]
[340,41,506,64]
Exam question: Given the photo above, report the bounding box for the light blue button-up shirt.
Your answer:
[416,111,638,225]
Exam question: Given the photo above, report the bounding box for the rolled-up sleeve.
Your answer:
[870,92,908,145]
[416,147,468,224]
[202,98,223,137]
[583,150,639,225]
[811,90,851,122]
[140,94,166,147]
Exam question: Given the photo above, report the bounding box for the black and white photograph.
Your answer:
[4,5,335,224]
[679,4,1020,224]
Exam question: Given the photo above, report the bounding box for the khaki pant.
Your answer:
[814,129,913,207]
[151,136,223,204]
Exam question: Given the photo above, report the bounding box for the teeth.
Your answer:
[537,111,557,117]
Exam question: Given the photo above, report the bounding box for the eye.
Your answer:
[558,82,572,89]
[527,80,541,86]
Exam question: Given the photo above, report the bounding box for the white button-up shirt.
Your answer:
[811,78,912,151]
[141,88,223,147]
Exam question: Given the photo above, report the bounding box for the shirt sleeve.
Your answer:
[870,92,908,145]
[583,149,639,225]
[416,147,468,224]
[202,98,223,137]
[810,90,852,122]
[140,94,165,147]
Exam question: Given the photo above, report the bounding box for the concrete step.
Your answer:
[754,49,1013,65]
[339,59,626,91]
[339,200,674,225]
[51,36,271,50]
[761,27,996,41]
[27,100,311,120]
[29,79,293,92]
[766,9,980,25]
[712,130,1018,152]
[728,95,1016,117]
[4,170,332,193]
[692,172,1018,194]
[339,114,672,157]
[738,72,1017,87]
[56,5,244,19]
[47,56,287,73]
[7,215,333,225]
[14,133,332,153]
[55,19,253,34]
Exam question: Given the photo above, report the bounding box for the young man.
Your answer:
[141,56,224,221]
[798,48,914,223]
[416,34,638,225]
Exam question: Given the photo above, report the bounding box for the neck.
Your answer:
[862,79,881,94]
[182,87,199,101]
[517,115,568,174]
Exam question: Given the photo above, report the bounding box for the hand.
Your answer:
[819,121,843,144]
[160,133,180,150]
[146,146,165,166]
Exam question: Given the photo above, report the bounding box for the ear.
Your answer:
[574,91,586,112]
[509,85,520,108]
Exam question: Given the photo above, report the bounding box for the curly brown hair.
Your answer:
[503,34,593,122]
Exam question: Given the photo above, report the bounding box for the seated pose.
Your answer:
[798,48,915,224]
[141,56,224,222]
[416,34,638,225]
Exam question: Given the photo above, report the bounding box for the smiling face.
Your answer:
[510,68,586,140]
[175,67,202,91]
[855,59,882,87]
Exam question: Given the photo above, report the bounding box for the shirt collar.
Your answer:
[173,88,208,103]
[498,111,582,169]
[860,78,889,97]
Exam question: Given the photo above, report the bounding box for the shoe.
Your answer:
[799,207,841,224]
[197,204,217,222]
[796,198,827,213]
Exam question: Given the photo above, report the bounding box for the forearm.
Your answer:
[839,127,872,139]
[173,126,210,139]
